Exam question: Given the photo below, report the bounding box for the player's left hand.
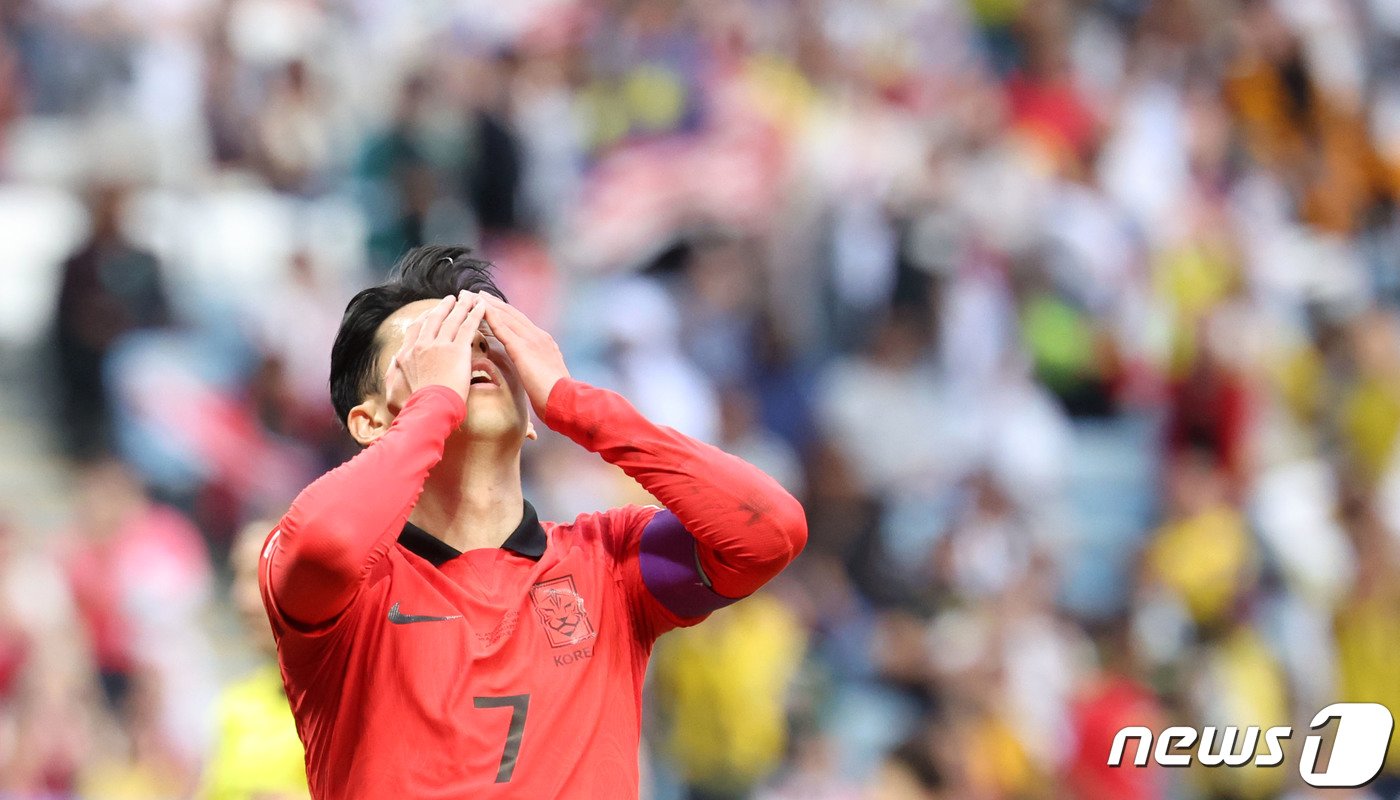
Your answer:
[480,294,570,419]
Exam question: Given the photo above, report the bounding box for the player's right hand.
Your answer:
[385,292,489,409]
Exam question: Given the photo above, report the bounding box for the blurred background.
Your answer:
[2,0,1400,798]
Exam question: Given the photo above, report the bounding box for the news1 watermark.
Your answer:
[1110,703,1395,788]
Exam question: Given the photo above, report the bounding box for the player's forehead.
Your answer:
[373,297,443,363]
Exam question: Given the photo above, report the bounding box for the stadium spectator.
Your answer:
[52,182,171,458]
[0,514,87,795]
[62,459,216,771]
[201,520,307,800]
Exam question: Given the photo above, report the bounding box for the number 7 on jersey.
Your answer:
[474,694,530,783]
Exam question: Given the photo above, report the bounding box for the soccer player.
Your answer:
[259,246,807,798]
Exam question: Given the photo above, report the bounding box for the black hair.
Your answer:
[329,246,506,427]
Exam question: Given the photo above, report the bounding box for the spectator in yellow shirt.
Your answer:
[201,521,308,800]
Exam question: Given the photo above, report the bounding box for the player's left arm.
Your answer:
[480,296,807,618]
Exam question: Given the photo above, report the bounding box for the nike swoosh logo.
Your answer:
[387,602,463,625]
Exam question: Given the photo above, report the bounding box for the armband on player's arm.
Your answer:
[263,386,465,628]
[544,378,806,615]
[634,508,741,618]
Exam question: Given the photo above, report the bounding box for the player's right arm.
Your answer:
[262,294,485,629]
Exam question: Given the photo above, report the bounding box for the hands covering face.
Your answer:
[384,292,569,420]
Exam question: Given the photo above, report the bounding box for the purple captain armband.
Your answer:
[638,509,739,619]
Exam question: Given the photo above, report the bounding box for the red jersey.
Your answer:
[260,379,806,799]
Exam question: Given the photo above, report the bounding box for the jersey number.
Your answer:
[474,694,530,783]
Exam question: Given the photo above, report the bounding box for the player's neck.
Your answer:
[412,442,524,553]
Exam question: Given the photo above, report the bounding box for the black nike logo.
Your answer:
[387,602,463,625]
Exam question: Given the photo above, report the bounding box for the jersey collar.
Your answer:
[398,500,547,565]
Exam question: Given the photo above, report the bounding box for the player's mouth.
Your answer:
[470,359,501,389]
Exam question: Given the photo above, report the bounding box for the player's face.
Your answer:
[375,298,532,443]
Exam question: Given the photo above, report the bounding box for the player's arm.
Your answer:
[481,296,807,618]
[264,294,486,629]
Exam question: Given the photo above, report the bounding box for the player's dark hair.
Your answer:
[329,246,506,426]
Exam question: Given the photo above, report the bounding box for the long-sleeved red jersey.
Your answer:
[259,378,806,799]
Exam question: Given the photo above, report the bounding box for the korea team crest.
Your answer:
[529,575,596,647]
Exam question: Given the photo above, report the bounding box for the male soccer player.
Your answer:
[259,246,807,798]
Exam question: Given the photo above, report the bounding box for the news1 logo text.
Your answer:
[1110,703,1395,788]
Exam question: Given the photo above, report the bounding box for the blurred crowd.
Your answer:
[4,0,1400,798]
